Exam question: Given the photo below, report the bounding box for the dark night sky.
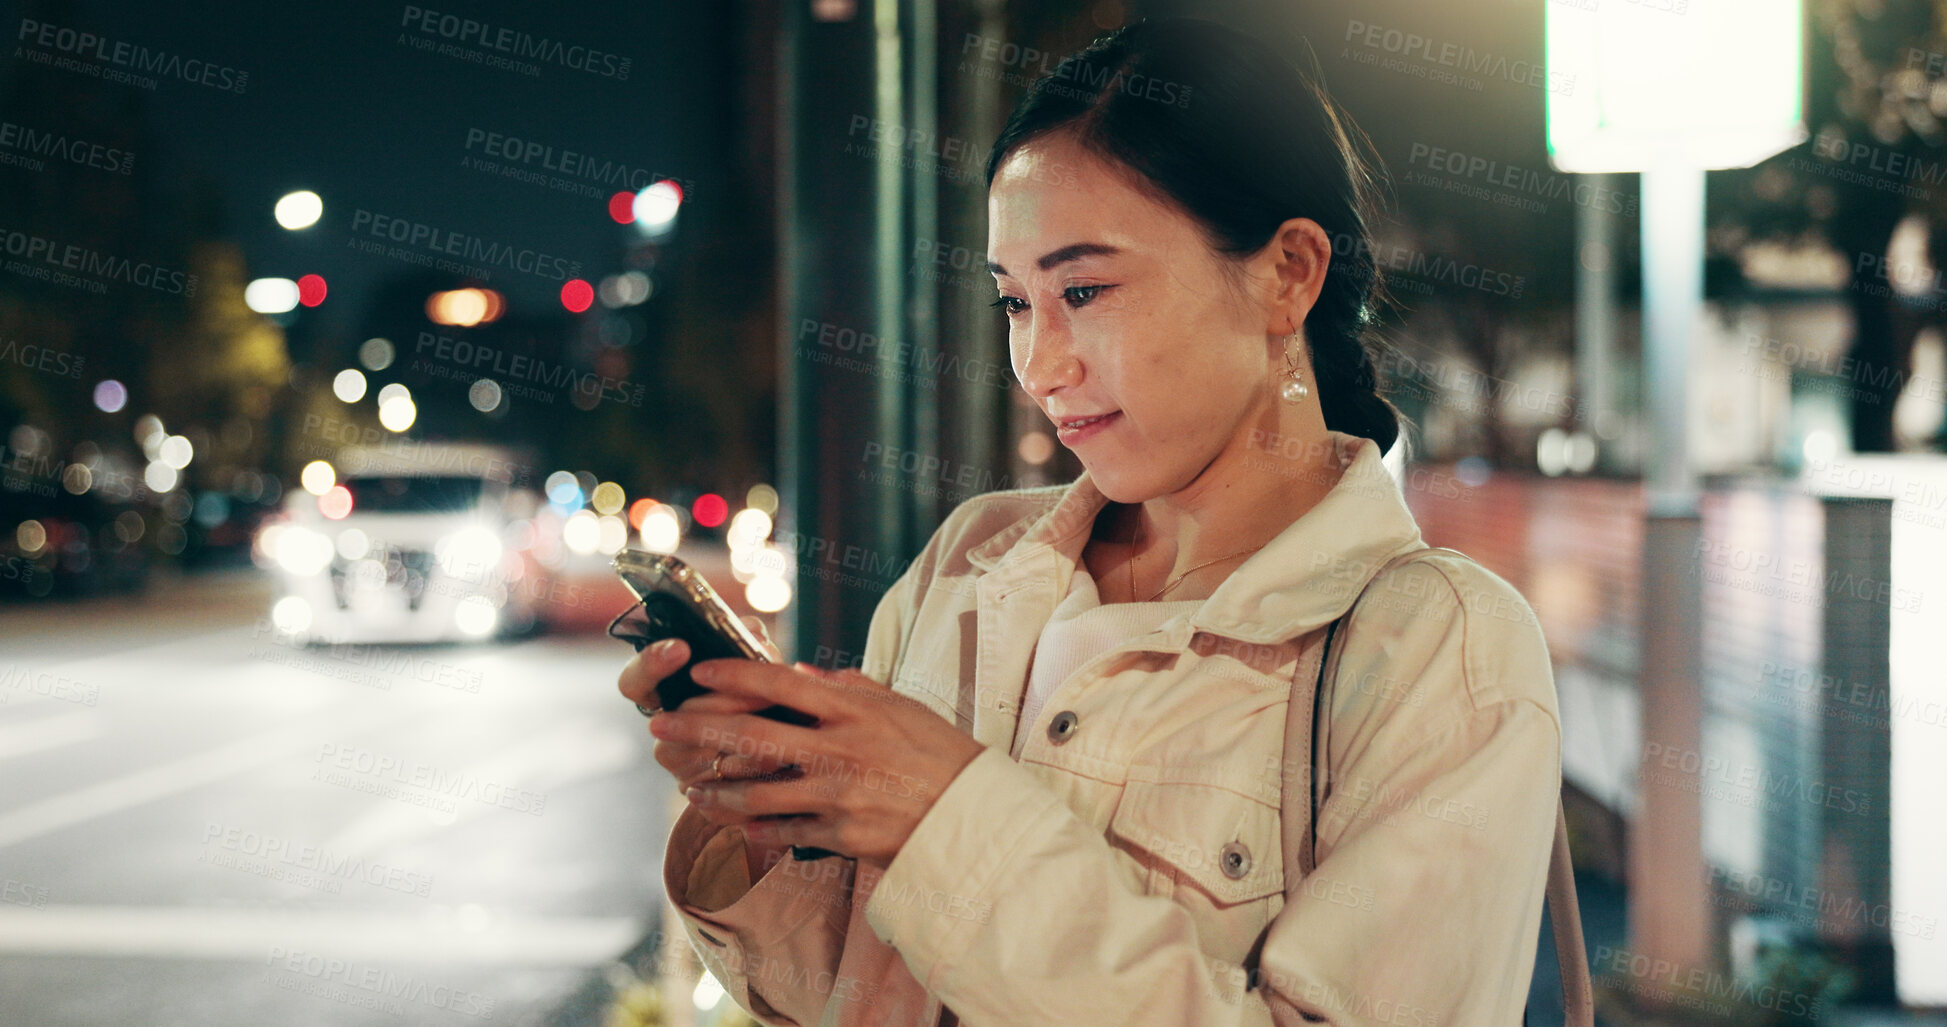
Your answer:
[4,0,728,326]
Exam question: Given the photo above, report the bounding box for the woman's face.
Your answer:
[987,132,1291,504]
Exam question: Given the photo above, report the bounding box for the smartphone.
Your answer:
[610,550,837,861]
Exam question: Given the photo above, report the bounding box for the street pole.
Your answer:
[1629,165,1711,991]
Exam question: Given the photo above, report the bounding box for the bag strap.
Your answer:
[1282,545,1593,1027]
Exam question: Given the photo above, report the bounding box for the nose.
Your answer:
[1013,315,1081,400]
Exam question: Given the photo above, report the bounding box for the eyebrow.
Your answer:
[985,242,1123,277]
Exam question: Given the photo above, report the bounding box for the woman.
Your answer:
[620,17,1562,1026]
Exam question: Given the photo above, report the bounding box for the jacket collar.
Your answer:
[965,431,1425,645]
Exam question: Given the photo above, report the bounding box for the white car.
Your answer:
[258,444,548,644]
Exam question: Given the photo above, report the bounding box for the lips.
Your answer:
[1052,410,1122,443]
[1054,411,1116,430]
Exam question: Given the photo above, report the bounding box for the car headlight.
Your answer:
[274,527,334,576]
[438,525,503,577]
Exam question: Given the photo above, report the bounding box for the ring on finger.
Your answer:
[712,751,729,781]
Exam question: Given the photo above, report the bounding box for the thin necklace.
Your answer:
[1125,510,1269,603]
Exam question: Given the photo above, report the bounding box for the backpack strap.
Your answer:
[1280,545,1593,1027]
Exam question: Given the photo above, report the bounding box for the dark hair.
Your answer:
[985,17,1405,456]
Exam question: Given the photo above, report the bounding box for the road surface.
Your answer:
[0,562,681,1026]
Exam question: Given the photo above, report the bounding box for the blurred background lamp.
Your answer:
[562,509,600,554]
[296,273,328,307]
[300,460,335,496]
[377,396,417,432]
[427,288,504,326]
[468,378,503,412]
[1546,0,1804,172]
[270,596,313,634]
[545,470,583,508]
[691,493,728,528]
[746,574,790,614]
[92,379,127,413]
[454,596,498,638]
[359,337,395,371]
[639,505,681,553]
[633,179,682,232]
[158,435,193,470]
[142,461,177,493]
[559,279,594,313]
[332,369,367,403]
[318,485,353,520]
[244,278,300,314]
[590,481,625,515]
[607,190,635,224]
[273,190,323,230]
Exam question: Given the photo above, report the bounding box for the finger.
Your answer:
[741,615,784,663]
[617,639,689,706]
[649,708,817,766]
[681,691,778,716]
[739,814,837,853]
[689,777,824,819]
[691,659,847,721]
[679,750,798,791]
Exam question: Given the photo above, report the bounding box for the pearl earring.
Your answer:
[1280,332,1309,404]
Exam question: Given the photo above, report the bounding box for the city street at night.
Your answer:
[0,565,669,1026]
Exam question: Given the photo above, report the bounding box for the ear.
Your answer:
[1262,217,1332,335]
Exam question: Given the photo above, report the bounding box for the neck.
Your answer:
[1117,421,1345,592]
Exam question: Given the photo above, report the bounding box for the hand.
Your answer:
[619,638,775,786]
[647,658,986,868]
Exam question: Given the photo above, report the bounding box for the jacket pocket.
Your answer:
[1106,779,1285,906]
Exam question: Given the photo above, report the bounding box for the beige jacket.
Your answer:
[661,430,1563,1026]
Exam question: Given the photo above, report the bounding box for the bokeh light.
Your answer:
[545,471,583,508]
[640,505,681,553]
[746,575,791,614]
[692,493,728,528]
[560,279,594,313]
[332,369,367,403]
[562,510,600,554]
[92,379,127,413]
[359,337,395,371]
[244,278,299,314]
[468,379,503,412]
[274,190,323,230]
[634,180,683,230]
[297,273,328,307]
[591,481,625,516]
[300,460,336,496]
[143,460,178,493]
[607,190,635,224]
[159,435,193,470]
[378,396,417,432]
[319,484,353,519]
[271,596,313,633]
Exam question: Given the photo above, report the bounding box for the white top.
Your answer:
[1011,564,1201,759]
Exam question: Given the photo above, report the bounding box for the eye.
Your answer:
[1064,285,1111,306]
[990,295,1026,316]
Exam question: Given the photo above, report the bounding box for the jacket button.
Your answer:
[1047,710,1079,744]
[1220,842,1251,879]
